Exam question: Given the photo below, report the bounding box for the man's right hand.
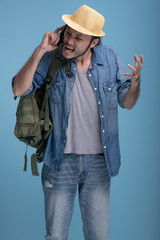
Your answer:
[12,25,66,97]
[39,25,66,53]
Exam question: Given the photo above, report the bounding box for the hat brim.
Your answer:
[62,14,105,37]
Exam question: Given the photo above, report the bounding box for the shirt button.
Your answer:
[102,130,105,133]
[67,110,70,113]
[104,146,107,149]
[101,115,104,118]
[95,88,97,91]
[89,74,92,77]
[98,101,101,104]
[108,87,111,91]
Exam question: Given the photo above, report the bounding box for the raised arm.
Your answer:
[122,54,144,109]
[12,26,65,97]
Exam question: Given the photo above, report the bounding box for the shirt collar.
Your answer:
[89,43,104,69]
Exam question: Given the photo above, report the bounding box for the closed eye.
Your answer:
[66,31,71,36]
[76,37,82,41]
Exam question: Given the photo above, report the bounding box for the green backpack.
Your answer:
[14,46,71,176]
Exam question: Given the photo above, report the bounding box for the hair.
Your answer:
[57,25,67,46]
[91,36,101,46]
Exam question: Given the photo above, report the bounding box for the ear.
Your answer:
[90,38,100,48]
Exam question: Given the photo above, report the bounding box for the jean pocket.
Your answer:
[41,163,58,188]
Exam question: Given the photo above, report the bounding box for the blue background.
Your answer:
[0,0,160,239]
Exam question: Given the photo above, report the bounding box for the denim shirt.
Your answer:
[24,43,131,177]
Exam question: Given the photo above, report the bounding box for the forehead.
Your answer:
[66,26,91,39]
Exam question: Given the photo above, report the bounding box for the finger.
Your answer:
[134,55,139,69]
[134,54,142,71]
[140,54,144,64]
[123,73,134,77]
[43,32,54,43]
[134,54,141,64]
[49,33,57,43]
[128,64,137,73]
[55,25,66,33]
[55,34,61,45]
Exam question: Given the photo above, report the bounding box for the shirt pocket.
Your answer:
[49,77,66,103]
[103,80,118,109]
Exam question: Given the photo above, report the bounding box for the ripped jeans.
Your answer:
[41,154,111,240]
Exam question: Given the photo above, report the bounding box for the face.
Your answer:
[62,26,98,59]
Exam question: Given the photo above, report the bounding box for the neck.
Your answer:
[76,49,92,71]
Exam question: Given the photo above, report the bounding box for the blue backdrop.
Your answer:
[1,0,160,239]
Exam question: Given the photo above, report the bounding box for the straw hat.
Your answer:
[62,5,105,37]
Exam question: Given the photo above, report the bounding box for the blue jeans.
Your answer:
[41,154,111,240]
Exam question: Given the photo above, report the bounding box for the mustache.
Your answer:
[63,42,75,49]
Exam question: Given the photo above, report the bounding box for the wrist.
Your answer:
[130,77,140,91]
[37,43,57,55]
[36,45,47,56]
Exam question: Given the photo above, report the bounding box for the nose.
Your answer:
[66,36,74,45]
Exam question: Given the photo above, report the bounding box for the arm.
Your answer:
[12,26,65,97]
[122,54,144,109]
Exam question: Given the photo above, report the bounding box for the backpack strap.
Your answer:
[31,46,71,176]
[40,46,71,132]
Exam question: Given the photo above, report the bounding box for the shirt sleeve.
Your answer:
[114,51,131,108]
[12,51,52,96]
[32,51,52,92]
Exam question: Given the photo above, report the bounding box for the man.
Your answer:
[12,5,143,240]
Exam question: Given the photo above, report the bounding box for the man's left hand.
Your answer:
[123,54,144,88]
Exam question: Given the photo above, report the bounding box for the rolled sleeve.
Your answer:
[117,80,131,107]
[12,51,52,97]
[114,51,131,107]
[12,76,35,96]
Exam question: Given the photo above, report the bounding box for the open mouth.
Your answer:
[64,45,75,52]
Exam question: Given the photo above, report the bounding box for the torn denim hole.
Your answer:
[44,181,53,188]
[45,234,58,240]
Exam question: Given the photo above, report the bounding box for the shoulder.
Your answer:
[94,43,118,65]
[96,43,118,56]
[35,51,52,76]
[39,51,52,66]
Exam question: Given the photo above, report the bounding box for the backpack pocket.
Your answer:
[14,94,42,147]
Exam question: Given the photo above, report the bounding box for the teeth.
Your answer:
[66,46,74,51]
